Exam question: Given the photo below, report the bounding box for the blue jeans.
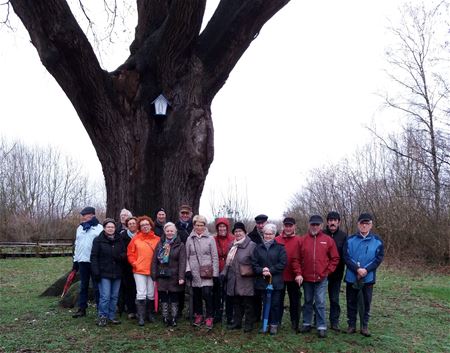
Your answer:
[328,277,342,326]
[98,278,121,320]
[78,262,99,310]
[302,279,328,330]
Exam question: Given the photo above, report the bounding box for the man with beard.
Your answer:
[323,211,348,331]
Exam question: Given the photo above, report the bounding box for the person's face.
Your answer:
[256,221,267,231]
[194,222,206,235]
[81,213,94,222]
[140,220,152,233]
[217,224,227,236]
[156,211,166,223]
[308,223,322,235]
[358,221,373,236]
[283,223,295,236]
[263,228,276,241]
[164,225,177,239]
[104,223,116,235]
[234,229,245,241]
[127,219,138,233]
[179,210,192,222]
[120,212,129,224]
[327,218,340,233]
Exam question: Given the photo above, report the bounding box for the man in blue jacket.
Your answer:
[343,213,384,337]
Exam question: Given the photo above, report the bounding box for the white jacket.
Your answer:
[73,224,103,262]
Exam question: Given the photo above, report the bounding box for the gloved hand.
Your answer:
[72,261,79,272]
[213,277,220,286]
[185,271,193,281]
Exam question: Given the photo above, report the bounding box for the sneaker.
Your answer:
[346,327,356,334]
[299,325,312,334]
[108,319,121,325]
[318,329,327,338]
[127,313,136,320]
[97,317,107,327]
[360,328,371,337]
[193,314,203,327]
[205,317,214,330]
[269,325,278,335]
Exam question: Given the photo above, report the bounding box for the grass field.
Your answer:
[0,257,448,353]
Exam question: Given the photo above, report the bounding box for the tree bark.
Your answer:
[10,0,290,220]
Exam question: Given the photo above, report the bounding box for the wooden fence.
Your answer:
[0,240,73,258]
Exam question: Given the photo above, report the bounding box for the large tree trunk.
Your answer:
[10,0,290,220]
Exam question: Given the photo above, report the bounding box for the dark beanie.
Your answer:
[232,222,247,234]
[102,218,116,227]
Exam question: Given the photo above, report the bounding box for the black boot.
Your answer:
[72,308,86,318]
[136,300,146,326]
[170,302,178,327]
[146,299,155,323]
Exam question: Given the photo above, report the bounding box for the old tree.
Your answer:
[9,0,290,219]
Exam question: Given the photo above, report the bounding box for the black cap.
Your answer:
[358,213,373,222]
[326,211,341,221]
[283,217,296,225]
[309,215,323,224]
[80,206,95,215]
[254,214,268,223]
[155,207,166,214]
[232,222,247,234]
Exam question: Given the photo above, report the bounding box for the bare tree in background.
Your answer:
[209,178,250,222]
[0,139,102,242]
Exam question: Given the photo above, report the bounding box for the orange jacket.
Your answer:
[127,231,159,275]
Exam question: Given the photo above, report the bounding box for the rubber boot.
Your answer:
[161,302,170,326]
[170,302,179,327]
[136,299,146,326]
[146,299,155,323]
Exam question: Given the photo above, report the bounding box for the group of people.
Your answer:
[70,205,384,338]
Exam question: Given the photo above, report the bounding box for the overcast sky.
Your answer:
[0,0,419,221]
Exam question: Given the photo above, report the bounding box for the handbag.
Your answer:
[239,263,254,277]
[193,238,214,279]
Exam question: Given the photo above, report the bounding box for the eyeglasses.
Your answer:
[140,223,151,227]
[180,211,190,215]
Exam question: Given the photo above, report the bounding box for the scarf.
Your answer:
[263,239,274,250]
[225,237,246,266]
[127,229,136,239]
[157,236,177,264]
[80,216,99,231]
[179,220,190,229]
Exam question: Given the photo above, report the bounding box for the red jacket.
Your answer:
[275,233,301,281]
[214,218,235,272]
[299,231,339,282]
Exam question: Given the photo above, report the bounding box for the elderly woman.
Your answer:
[252,223,287,335]
[151,222,186,326]
[119,216,138,319]
[185,215,219,330]
[223,222,257,332]
[127,215,159,326]
[90,218,126,327]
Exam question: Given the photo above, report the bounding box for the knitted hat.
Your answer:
[232,222,247,234]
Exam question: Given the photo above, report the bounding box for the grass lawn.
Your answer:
[0,257,448,353]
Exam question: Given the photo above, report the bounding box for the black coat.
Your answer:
[248,226,263,244]
[154,221,165,238]
[90,231,126,279]
[151,237,186,292]
[323,227,347,280]
[251,241,287,290]
[175,220,193,244]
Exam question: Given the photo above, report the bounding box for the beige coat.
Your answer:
[185,230,219,287]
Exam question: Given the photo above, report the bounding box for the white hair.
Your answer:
[263,223,277,234]
[163,222,177,231]
[120,208,132,217]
